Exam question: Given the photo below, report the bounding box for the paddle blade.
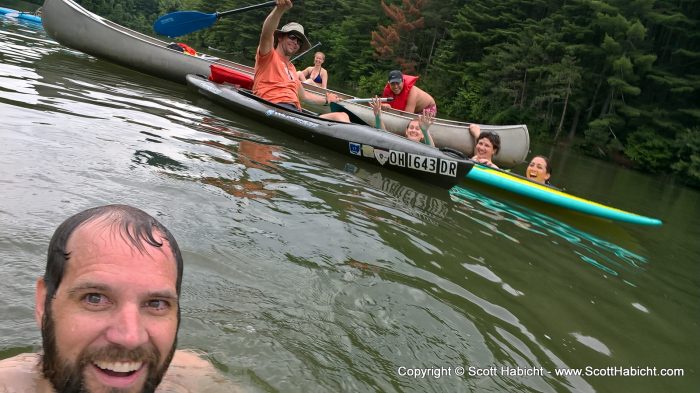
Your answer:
[153,11,217,37]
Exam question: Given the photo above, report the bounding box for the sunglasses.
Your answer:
[287,34,302,44]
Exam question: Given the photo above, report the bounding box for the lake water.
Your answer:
[1,17,698,392]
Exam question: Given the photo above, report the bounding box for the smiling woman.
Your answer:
[469,124,501,168]
[525,155,552,184]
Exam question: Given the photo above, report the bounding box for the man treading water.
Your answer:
[0,204,239,392]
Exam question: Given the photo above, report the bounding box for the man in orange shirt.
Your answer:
[253,0,349,122]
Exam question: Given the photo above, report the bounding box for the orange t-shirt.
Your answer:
[253,48,302,110]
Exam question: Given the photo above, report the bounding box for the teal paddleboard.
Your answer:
[463,165,662,226]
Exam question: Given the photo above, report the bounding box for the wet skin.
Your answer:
[35,222,179,393]
[526,156,551,184]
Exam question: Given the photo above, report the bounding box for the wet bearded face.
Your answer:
[41,302,176,393]
[37,222,180,393]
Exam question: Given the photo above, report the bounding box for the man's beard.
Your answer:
[40,304,176,393]
[283,43,298,58]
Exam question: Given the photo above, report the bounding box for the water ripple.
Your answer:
[2,20,698,393]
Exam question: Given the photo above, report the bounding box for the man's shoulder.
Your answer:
[256,47,277,62]
[170,349,215,369]
[410,85,426,94]
[411,85,435,100]
[158,350,243,393]
[0,353,40,392]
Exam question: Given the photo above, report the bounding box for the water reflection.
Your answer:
[184,118,281,200]
[342,162,452,220]
[449,186,647,282]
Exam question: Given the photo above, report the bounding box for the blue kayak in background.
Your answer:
[0,7,42,24]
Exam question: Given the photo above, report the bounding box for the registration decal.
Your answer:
[388,150,406,167]
[362,145,375,158]
[385,150,458,177]
[438,159,458,177]
[374,149,389,165]
[407,153,437,173]
[349,142,361,156]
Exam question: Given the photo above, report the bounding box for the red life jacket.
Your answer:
[209,64,254,90]
[177,43,197,56]
[382,74,419,111]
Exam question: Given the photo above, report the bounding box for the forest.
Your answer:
[28,0,700,186]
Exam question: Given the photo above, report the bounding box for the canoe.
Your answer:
[189,75,661,226]
[41,0,662,226]
[186,74,474,188]
[41,0,529,167]
[42,0,329,91]
[331,100,529,168]
[41,0,254,84]
[0,7,42,23]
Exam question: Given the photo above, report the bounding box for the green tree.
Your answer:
[70,0,700,186]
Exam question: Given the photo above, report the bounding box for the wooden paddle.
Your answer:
[153,1,277,37]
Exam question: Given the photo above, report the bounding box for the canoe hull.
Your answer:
[187,74,474,188]
[41,0,253,84]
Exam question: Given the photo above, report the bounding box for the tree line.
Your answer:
[64,0,699,187]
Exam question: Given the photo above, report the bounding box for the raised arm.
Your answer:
[259,0,293,56]
[370,96,386,130]
[469,123,481,141]
[418,110,435,146]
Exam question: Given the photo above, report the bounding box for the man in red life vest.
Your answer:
[382,70,437,115]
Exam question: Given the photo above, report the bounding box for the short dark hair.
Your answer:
[43,205,184,307]
[477,131,501,153]
[532,155,552,175]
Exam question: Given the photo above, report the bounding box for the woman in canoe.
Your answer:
[370,96,435,146]
[468,124,500,168]
[525,155,552,184]
[298,51,328,89]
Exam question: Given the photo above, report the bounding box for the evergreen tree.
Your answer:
[68,0,700,186]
